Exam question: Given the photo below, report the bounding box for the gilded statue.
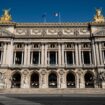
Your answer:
[94,9,105,22]
[0,9,12,22]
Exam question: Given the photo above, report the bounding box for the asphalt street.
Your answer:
[0,94,105,105]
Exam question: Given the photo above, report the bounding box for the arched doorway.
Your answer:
[66,72,75,88]
[85,72,94,88]
[30,72,39,88]
[11,72,21,88]
[48,72,57,88]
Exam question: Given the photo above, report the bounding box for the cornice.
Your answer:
[15,22,89,27]
[0,22,16,26]
[0,22,104,27]
[90,22,105,26]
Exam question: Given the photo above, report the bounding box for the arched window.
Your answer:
[11,72,21,88]
[48,72,57,88]
[85,72,94,88]
[30,72,39,88]
[66,72,75,88]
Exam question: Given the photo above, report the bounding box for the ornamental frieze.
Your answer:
[95,30,105,36]
[30,29,42,35]
[15,29,27,35]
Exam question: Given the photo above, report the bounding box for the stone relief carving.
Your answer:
[98,72,105,81]
[59,70,64,84]
[80,28,89,33]
[0,29,12,36]
[41,70,46,84]
[59,70,64,75]
[95,30,105,36]
[22,70,29,86]
[0,72,4,83]
[74,30,79,36]
[16,29,27,35]
[63,29,73,33]
[48,29,58,34]
[31,29,42,35]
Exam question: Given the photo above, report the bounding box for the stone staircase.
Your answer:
[0,88,105,94]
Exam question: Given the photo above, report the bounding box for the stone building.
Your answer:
[0,9,105,89]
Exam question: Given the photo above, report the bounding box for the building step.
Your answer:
[0,88,105,94]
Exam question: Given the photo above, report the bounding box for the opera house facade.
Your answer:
[0,9,105,91]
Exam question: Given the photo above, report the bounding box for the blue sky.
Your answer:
[0,0,105,22]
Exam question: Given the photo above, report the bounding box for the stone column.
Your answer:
[75,44,79,66]
[78,44,82,66]
[58,44,61,66]
[92,42,96,66]
[44,44,48,66]
[24,44,28,65]
[56,51,58,65]
[61,44,64,66]
[95,43,100,65]
[89,51,92,65]
[41,44,44,66]
[73,51,75,65]
[27,44,31,65]
[7,41,13,66]
[99,43,103,65]
[2,43,7,65]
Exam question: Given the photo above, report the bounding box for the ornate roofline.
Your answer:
[0,22,104,27]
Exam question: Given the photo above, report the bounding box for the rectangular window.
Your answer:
[49,51,57,65]
[83,51,90,64]
[14,51,23,65]
[32,51,39,64]
[66,51,73,65]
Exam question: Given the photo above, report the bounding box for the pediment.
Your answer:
[0,29,13,36]
[94,30,105,36]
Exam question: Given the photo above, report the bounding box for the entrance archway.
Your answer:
[11,72,21,88]
[48,72,57,88]
[85,72,94,88]
[66,72,75,88]
[30,72,39,88]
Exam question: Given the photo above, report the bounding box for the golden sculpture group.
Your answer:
[94,9,105,22]
[0,9,12,23]
[0,9,104,23]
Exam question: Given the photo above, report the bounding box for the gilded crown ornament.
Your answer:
[0,9,12,23]
[93,8,105,23]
